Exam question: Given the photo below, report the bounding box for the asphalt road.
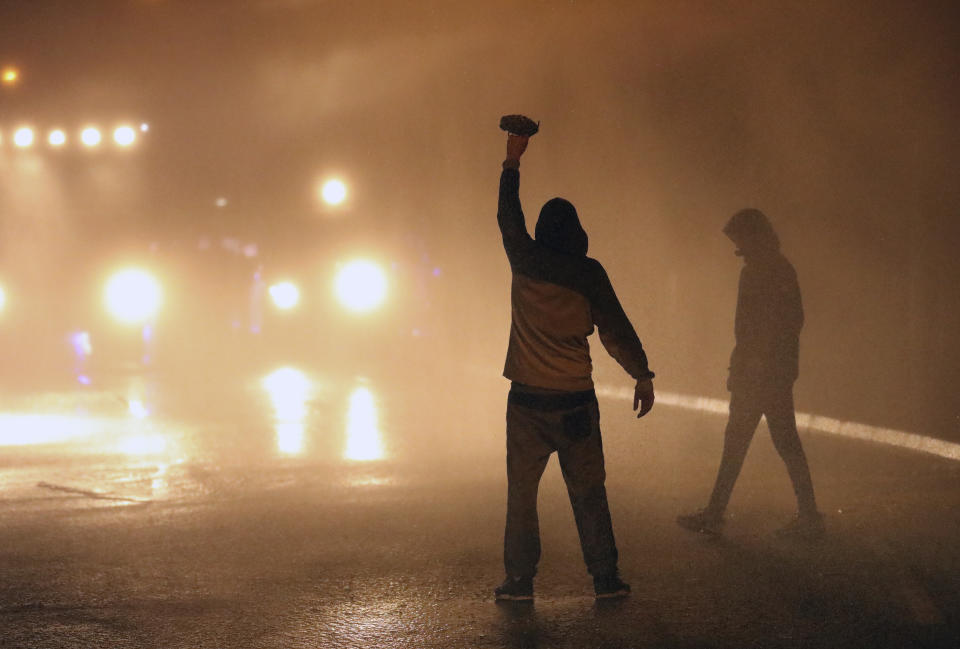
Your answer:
[1,365,958,648]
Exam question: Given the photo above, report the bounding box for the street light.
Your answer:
[48,129,66,147]
[321,179,348,206]
[1,67,18,86]
[80,127,101,147]
[13,127,33,148]
[113,125,136,147]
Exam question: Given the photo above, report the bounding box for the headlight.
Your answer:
[334,260,387,313]
[104,268,162,324]
[269,281,300,310]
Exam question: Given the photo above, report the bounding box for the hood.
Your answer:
[535,198,588,257]
[723,208,780,253]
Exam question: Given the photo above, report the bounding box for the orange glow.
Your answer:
[1,67,18,85]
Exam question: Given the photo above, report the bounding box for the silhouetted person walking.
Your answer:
[493,130,655,601]
[678,209,823,539]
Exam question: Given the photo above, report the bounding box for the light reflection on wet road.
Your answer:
[0,365,499,507]
[1,367,959,648]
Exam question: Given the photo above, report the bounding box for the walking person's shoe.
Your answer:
[676,508,725,537]
[593,572,631,599]
[775,511,825,540]
[494,575,534,601]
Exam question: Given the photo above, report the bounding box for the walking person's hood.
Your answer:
[723,208,780,260]
[535,198,589,257]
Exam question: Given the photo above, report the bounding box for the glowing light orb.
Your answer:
[104,269,162,324]
[48,129,66,147]
[269,281,300,310]
[0,285,6,312]
[113,125,136,147]
[140,122,149,132]
[1,67,18,85]
[334,260,387,313]
[81,127,102,147]
[13,127,33,148]
[321,179,347,205]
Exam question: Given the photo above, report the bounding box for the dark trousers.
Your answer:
[504,392,618,578]
[707,387,818,516]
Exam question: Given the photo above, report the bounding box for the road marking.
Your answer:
[595,386,960,462]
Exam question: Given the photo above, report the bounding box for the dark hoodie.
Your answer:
[723,209,803,391]
[497,162,653,391]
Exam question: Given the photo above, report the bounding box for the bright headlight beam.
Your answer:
[269,281,300,310]
[334,260,387,313]
[104,269,162,324]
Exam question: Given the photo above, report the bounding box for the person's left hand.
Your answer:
[634,378,655,418]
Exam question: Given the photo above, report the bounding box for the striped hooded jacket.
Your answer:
[497,161,654,392]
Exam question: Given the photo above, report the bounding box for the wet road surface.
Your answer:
[1,364,958,648]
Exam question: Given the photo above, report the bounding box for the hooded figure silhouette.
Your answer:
[723,207,780,258]
[677,207,823,540]
[494,134,654,602]
[535,198,588,257]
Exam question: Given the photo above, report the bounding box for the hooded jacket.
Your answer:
[723,209,803,391]
[497,162,653,391]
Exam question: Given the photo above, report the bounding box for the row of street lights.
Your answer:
[0,123,149,150]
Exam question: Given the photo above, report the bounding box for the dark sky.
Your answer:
[1,0,958,437]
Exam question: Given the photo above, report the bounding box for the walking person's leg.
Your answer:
[707,392,763,514]
[764,388,824,537]
[679,391,762,534]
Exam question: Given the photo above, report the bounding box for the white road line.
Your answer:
[596,386,960,462]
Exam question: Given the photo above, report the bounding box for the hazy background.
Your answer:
[1,0,958,440]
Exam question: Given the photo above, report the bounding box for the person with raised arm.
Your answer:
[493,123,655,601]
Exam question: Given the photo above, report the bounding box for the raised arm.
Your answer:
[497,134,533,265]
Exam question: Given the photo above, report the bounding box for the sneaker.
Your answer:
[494,575,533,601]
[676,509,724,537]
[775,511,825,540]
[594,572,631,599]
